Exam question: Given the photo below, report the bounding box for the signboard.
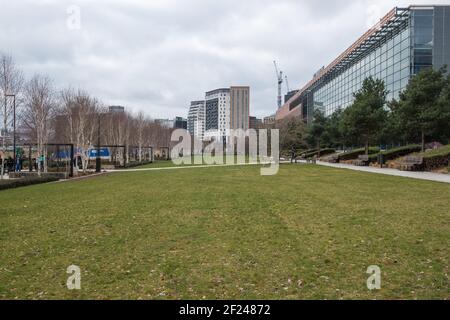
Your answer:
[88,148,111,158]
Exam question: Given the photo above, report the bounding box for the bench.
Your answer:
[353,155,370,166]
[399,156,423,171]
[328,155,339,163]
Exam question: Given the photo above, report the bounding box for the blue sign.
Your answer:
[88,148,111,158]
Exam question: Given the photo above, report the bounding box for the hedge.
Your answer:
[338,147,380,161]
[368,145,422,163]
[298,149,318,157]
[0,176,59,191]
[420,145,450,171]
[304,148,336,159]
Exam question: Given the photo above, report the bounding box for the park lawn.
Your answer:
[0,164,449,300]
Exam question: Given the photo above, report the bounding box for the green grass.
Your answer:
[0,164,449,300]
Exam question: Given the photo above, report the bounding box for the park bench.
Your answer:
[353,155,370,166]
[328,155,339,163]
[399,156,423,171]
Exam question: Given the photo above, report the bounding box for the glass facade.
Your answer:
[314,19,411,116]
[412,9,434,74]
[281,6,449,119]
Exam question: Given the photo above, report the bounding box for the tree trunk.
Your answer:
[421,130,425,153]
[365,139,369,155]
[317,140,321,158]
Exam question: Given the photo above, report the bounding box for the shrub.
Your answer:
[338,147,380,161]
[0,176,59,191]
[304,148,336,159]
[420,145,450,171]
[368,145,422,163]
[298,149,317,157]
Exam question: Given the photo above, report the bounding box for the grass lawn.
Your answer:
[0,164,449,299]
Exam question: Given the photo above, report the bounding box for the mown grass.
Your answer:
[0,164,449,300]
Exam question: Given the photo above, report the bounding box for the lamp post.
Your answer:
[96,113,101,173]
[5,94,16,172]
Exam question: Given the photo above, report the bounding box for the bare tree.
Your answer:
[58,88,99,172]
[135,111,146,162]
[21,75,54,175]
[0,54,24,179]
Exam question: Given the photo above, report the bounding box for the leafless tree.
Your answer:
[21,75,55,175]
[0,54,24,179]
[57,88,99,172]
[135,111,146,162]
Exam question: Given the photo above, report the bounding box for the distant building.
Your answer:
[109,106,125,113]
[201,86,250,141]
[204,88,231,140]
[263,114,275,125]
[284,90,299,104]
[155,117,187,129]
[249,116,262,129]
[188,100,206,141]
[174,117,188,129]
[155,118,175,129]
[230,86,250,131]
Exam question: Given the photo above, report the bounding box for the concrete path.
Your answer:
[316,161,450,184]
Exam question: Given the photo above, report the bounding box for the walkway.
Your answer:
[316,161,450,184]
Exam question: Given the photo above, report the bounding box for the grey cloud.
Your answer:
[0,0,446,119]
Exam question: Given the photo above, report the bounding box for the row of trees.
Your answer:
[0,53,172,175]
[280,67,450,155]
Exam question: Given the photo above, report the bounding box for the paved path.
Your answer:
[316,161,450,184]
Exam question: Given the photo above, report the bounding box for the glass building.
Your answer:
[276,5,450,122]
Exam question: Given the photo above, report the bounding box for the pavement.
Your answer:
[315,161,450,184]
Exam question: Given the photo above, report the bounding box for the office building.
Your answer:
[188,100,206,140]
[276,5,450,123]
[264,114,276,125]
[230,86,250,131]
[204,88,230,140]
[249,116,262,129]
[174,117,187,129]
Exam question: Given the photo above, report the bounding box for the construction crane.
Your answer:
[273,60,283,109]
[285,75,290,93]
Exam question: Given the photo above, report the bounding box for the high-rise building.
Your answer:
[204,88,230,140]
[276,5,450,123]
[230,86,250,131]
[188,100,206,140]
[203,86,250,140]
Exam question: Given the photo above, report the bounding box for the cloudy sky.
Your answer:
[0,0,447,119]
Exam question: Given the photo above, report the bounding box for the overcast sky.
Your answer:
[0,0,448,119]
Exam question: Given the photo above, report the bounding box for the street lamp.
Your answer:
[96,113,101,173]
[5,94,16,172]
